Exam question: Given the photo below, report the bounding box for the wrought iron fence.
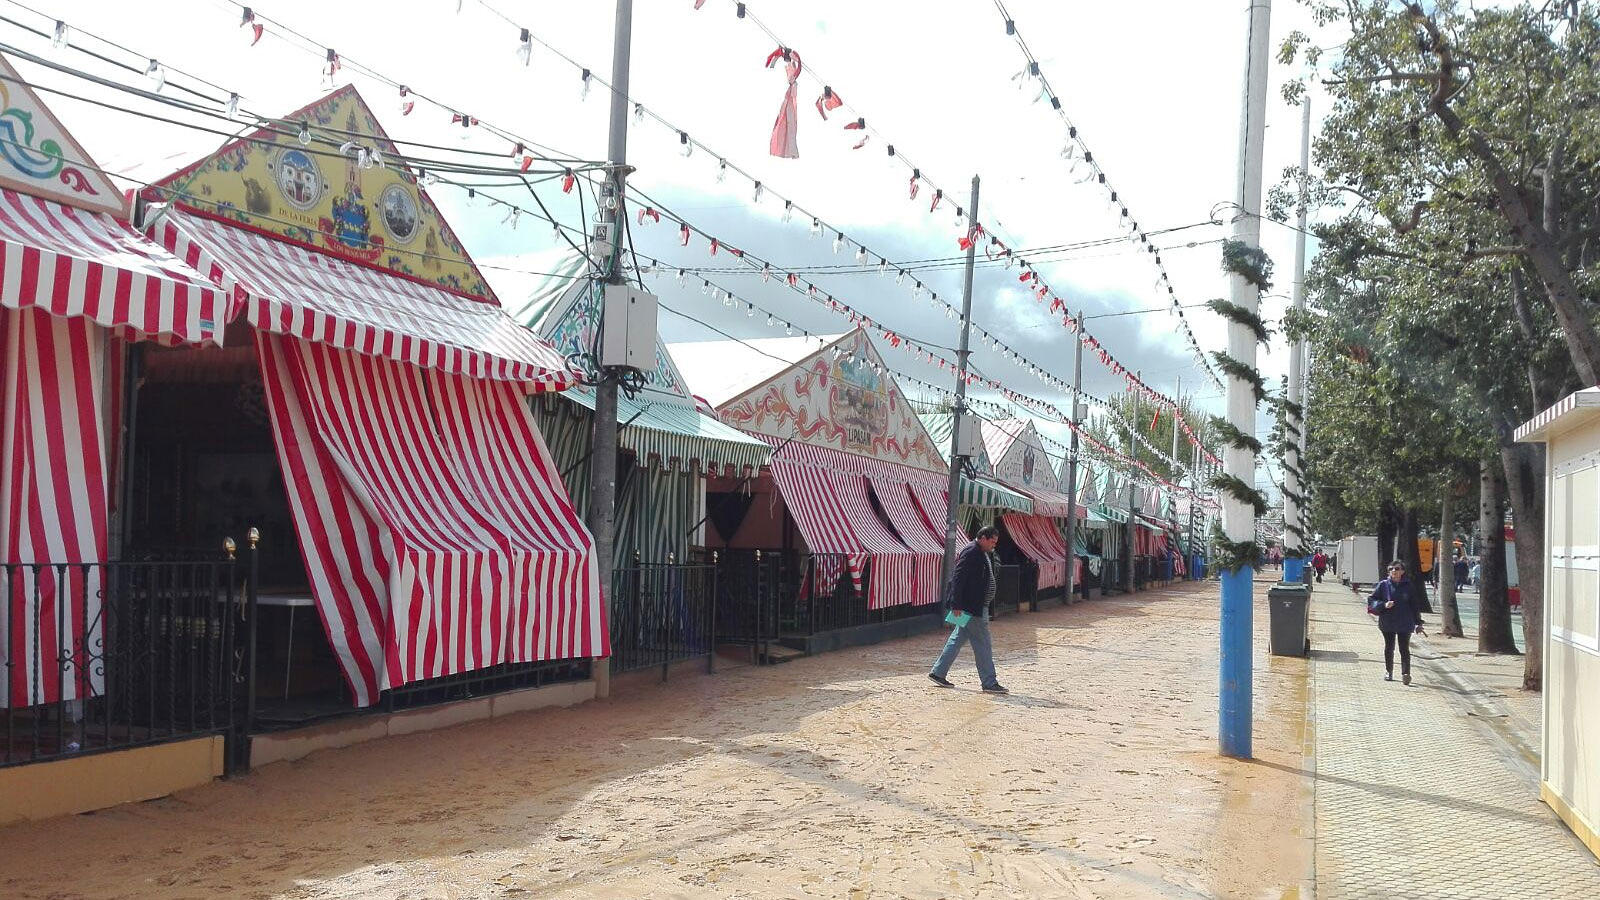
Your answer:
[609,561,717,678]
[713,550,937,659]
[2,553,249,770]
[991,563,1023,617]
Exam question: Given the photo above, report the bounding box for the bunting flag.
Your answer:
[240,8,264,45]
[1151,406,1161,433]
[765,47,801,159]
[815,85,842,119]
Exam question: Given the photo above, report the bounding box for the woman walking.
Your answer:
[1368,561,1425,684]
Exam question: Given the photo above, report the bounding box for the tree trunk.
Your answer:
[1501,438,1545,689]
[1438,487,1463,637]
[1478,460,1519,654]
[1401,506,1431,613]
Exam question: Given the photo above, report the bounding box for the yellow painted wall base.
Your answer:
[249,677,597,769]
[0,735,225,827]
[1544,782,1600,862]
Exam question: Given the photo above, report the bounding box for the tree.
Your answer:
[1279,0,1599,688]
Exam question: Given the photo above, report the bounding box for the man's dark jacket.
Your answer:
[945,541,992,616]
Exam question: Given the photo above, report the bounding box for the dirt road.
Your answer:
[0,582,1311,899]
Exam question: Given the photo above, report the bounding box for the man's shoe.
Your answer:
[1384,672,1394,682]
[1402,673,1412,686]
[981,683,1010,694]
[928,673,953,687]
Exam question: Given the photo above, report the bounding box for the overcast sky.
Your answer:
[3,0,1338,483]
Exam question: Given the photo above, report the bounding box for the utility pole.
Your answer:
[1220,0,1273,760]
[1061,312,1084,604]
[589,0,633,700]
[942,175,981,585]
[1283,96,1312,584]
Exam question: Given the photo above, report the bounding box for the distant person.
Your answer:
[1311,550,1328,583]
[1368,561,1425,685]
[1469,558,1481,588]
[1453,553,1470,591]
[929,526,1008,694]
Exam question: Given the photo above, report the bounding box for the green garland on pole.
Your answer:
[1206,298,1272,344]
[1221,238,1275,291]
[1211,351,1268,402]
[1209,472,1268,516]
[1211,417,1264,454]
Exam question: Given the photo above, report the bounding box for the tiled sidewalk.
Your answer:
[1310,585,1600,898]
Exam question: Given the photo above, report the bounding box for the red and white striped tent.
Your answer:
[0,54,235,707]
[982,417,1081,587]
[136,86,605,706]
[682,329,952,609]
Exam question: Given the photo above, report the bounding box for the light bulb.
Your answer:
[878,258,889,275]
[761,266,772,283]
[516,29,532,66]
[716,160,728,182]
[782,202,793,223]
[752,182,763,203]
[766,313,775,326]
[746,304,754,317]
[679,133,692,157]
[633,103,644,124]
[785,323,794,336]
[676,269,686,286]
[297,122,312,145]
[581,70,592,100]
[895,270,906,286]
[701,281,711,295]
[833,234,844,254]
[51,20,68,50]
[810,219,821,237]
[854,247,867,264]
[145,59,165,92]
[831,347,842,360]
[225,93,240,121]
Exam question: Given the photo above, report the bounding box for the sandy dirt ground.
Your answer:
[0,582,1311,899]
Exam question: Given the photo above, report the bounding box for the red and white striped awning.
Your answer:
[257,334,603,706]
[0,189,231,345]
[765,441,943,609]
[907,481,952,545]
[1002,514,1071,590]
[1016,485,1083,519]
[150,209,577,388]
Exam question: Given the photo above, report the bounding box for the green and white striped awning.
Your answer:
[959,474,1034,513]
[1096,505,1131,524]
[1082,508,1114,527]
[561,391,771,475]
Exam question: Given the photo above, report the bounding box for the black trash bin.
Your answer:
[1268,583,1311,656]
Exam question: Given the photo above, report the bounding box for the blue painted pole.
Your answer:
[1219,568,1253,756]
[1283,556,1306,583]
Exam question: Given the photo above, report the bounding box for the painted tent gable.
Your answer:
[919,412,993,474]
[719,329,945,473]
[0,54,123,215]
[508,250,694,401]
[1078,465,1100,507]
[990,419,1060,492]
[144,86,494,301]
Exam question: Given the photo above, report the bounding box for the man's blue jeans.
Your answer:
[930,610,998,688]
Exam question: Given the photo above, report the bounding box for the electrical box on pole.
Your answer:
[600,284,658,371]
[954,415,982,459]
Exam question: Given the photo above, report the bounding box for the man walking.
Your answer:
[929,526,1008,694]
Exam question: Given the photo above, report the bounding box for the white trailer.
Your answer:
[1337,535,1381,590]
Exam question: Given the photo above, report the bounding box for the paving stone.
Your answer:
[1311,587,1600,896]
